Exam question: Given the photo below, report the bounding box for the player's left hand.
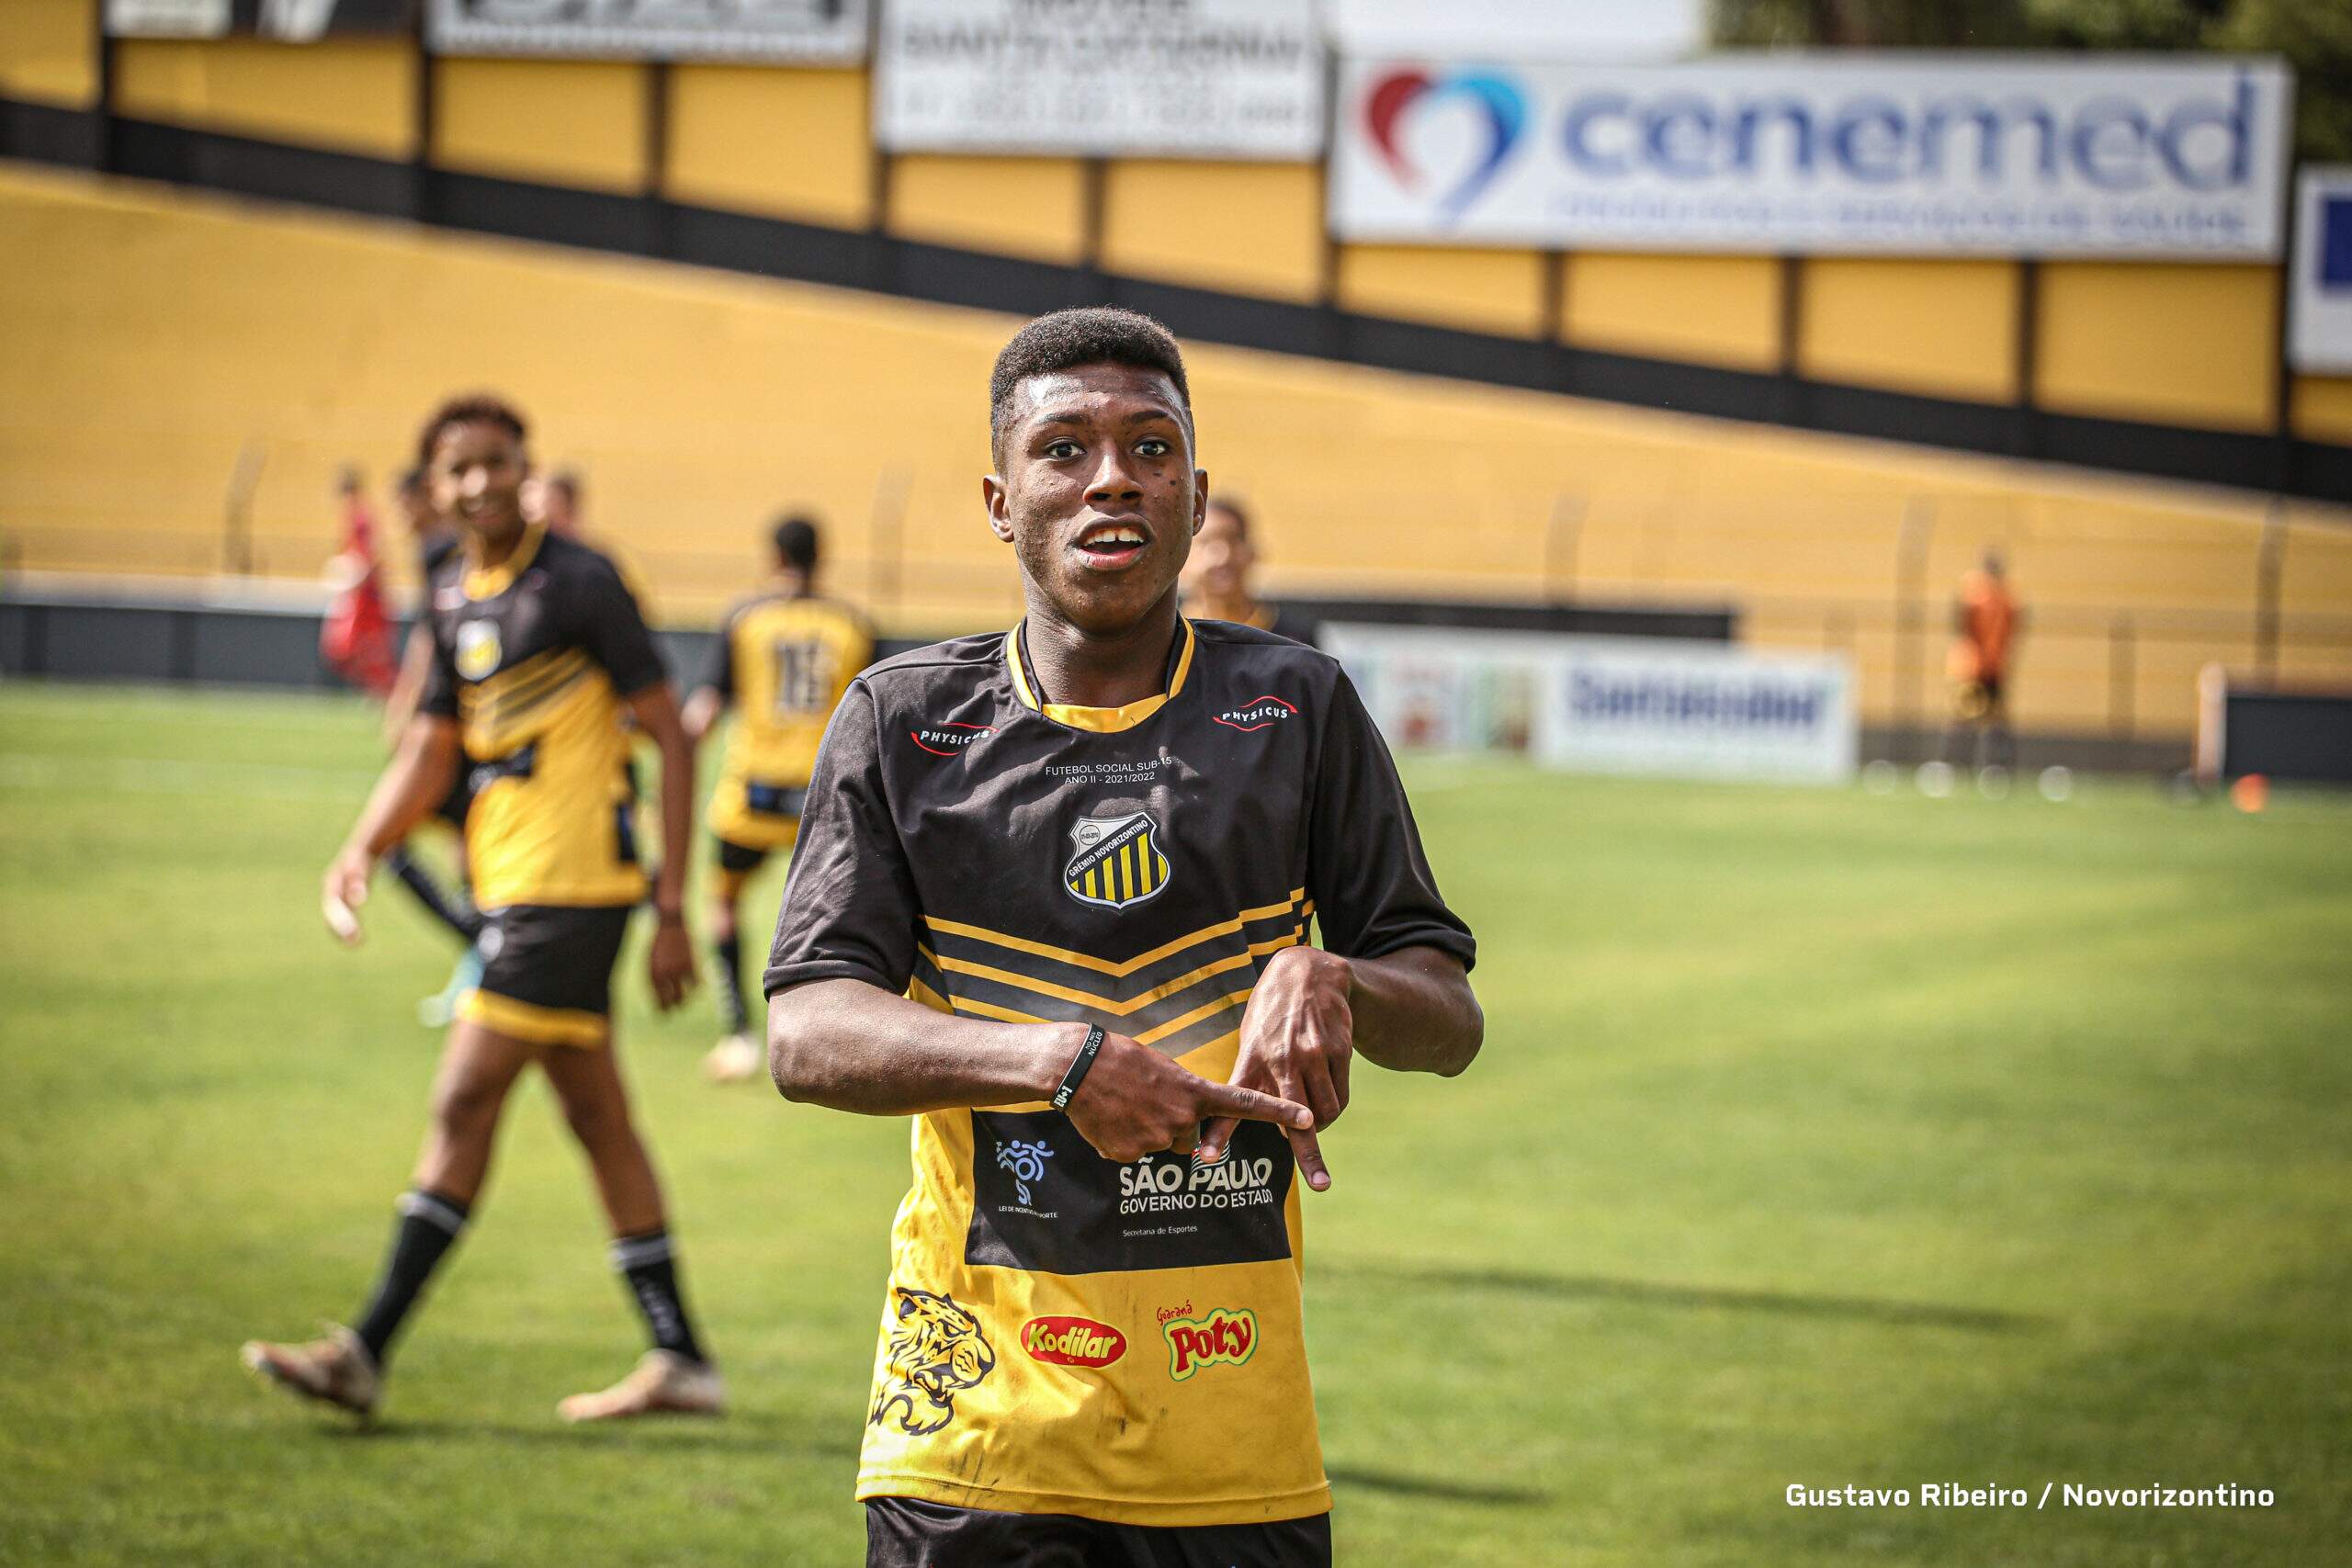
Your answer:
[648,914,697,1011]
[1198,944,1352,1191]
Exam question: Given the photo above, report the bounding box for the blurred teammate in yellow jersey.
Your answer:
[685,515,873,1083]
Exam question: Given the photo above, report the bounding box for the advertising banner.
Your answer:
[2289,165,2352,374]
[108,0,413,36]
[426,0,867,63]
[1324,624,1855,784]
[1330,54,2290,257]
[876,0,1322,159]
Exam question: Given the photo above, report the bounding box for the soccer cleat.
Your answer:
[557,1349,725,1423]
[702,1033,763,1085]
[240,1324,380,1416]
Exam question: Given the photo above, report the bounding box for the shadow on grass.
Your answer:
[320,1410,850,1459]
[1328,1465,1548,1506]
[1318,1259,2050,1335]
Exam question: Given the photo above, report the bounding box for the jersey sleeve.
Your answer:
[1306,671,1476,971]
[700,607,739,698]
[763,680,921,997]
[417,618,460,720]
[570,556,670,697]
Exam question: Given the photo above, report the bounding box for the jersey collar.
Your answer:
[462,520,546,601]
[1005,616,1196,734]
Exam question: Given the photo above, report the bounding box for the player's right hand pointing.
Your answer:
[1060,1026,1312,1167]
[321,846,373,946]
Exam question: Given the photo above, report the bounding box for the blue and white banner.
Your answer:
[2290,166,2352,373]
[1324,624,1855,784]
[1330,53,2290,257]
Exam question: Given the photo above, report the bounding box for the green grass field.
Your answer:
[4,682,2348,1566]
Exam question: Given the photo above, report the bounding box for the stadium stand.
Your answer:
[3,9,2350,759]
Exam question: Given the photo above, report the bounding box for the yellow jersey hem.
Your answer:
[854,1472,1331,1528]
[473,882,647,912]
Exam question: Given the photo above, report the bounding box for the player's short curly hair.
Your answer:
[773,513,820,574]
[989,308,1192,464]
[416,394,528,468]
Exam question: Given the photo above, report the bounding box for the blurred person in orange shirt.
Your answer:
[1944,552,2021,773]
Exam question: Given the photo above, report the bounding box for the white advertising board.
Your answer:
[1324,624,1856,784]
[876,0,1323,159]
[427,0,867,63]
[1330,54,2290,257]
[2290,166,2352,374]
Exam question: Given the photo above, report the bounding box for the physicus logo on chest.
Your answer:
[1063,810,1171,909]
[455,620,502,681]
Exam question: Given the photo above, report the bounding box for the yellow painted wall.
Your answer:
[1799,259,2019,402]
[666,65,870,228]
[2037,263,2278,432]
[432,58,648,194]
[1101,161,1322,303]
[887,154,1087,264]
[1336,244,1547,337]
[4,164,2348,739]
[1562,254,1780,371]
[0,0,97,108]
[2291,377,2352,446]
[113,37,415,160]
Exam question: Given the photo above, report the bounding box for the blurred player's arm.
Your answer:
[623,681,698,1010]
[322,716,460,936]
[680,610,736,745]
[380,626,435,747]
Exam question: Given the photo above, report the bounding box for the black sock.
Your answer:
[353,1189,470,1367]
[713,934,750,1035]
[612,1231,707,1365]
[384,846,484,942]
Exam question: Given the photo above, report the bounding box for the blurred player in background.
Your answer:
[1177,493,1317,645]
[1944,552,2021,774]
[319,467,397,695]
[243,396,721,1423]
[380,465,486,1021]
[763,309,1482,1565]
[527,468,584,537]
[684,515,872,1084]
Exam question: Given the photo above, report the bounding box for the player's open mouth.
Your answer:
[1074,520,1150,571]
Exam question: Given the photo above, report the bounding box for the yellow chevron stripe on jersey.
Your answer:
[920,929,1302,1018]
[922,888,1307,979]
[463,645,588,714]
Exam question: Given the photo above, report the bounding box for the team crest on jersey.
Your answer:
[869,1286,996,1437]
[1063,812,1170,909]
[454,620,502,681]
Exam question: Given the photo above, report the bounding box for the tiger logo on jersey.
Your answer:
[1064,811,1171,909]
[869,1286,996,1437]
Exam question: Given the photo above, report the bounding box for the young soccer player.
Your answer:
[763,309,1483,1565]
[242,396,721,1423]
[682,515,872,1083]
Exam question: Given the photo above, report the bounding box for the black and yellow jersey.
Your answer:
[701,591,872,849]
[418,522,669,911]
[763,616,1475,1527]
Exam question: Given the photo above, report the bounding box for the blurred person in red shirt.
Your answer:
[322,466,398,695]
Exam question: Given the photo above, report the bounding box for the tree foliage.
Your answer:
[1710,0,2352,160]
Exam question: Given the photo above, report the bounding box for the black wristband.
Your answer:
[1051,1024,1105,1111]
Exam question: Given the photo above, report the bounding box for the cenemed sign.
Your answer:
[1331,53,2290,255]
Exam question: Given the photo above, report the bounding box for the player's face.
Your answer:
[984,363,1205,637]
[428,422,529,547]
[1180,503,1253,602]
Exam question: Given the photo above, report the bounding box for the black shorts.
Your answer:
[458,903,634,1048]
[865,1497,1330,1568]
[714,834,768,875]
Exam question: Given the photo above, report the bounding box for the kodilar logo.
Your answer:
[1161,1307,1258,1382]
[1022,1316,1126,1369]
